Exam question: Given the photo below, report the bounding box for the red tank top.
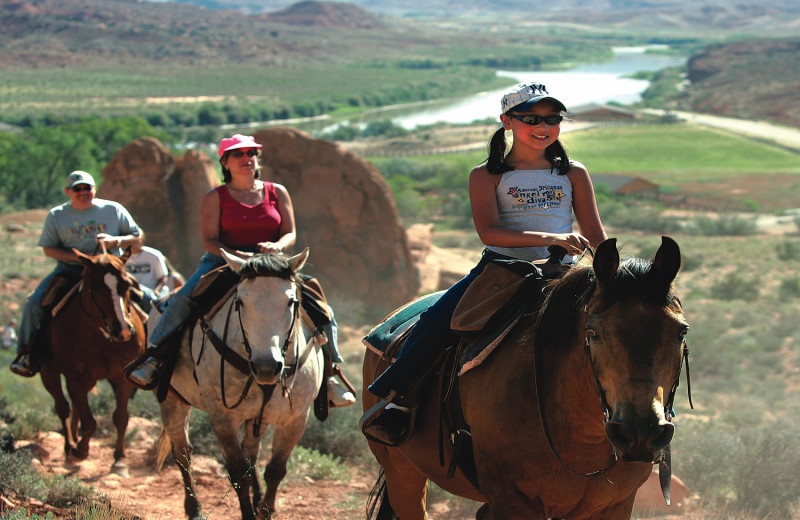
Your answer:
[217,183,282,248]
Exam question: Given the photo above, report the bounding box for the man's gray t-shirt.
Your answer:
[38,199,141,267]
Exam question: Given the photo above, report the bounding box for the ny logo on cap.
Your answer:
[524,83,549,95]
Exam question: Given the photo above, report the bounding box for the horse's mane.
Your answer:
[534,256,678,350]
[239,253,294,280]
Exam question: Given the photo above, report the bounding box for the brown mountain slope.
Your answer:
[685,37,800,128]
[264,0,383,28]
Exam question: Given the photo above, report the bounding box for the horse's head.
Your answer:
[580,237,689,463]
[221,248,309,386]
[75,249,137,342]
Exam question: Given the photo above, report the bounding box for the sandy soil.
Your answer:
[11,418,376,520]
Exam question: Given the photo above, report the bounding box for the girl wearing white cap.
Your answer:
[128,134,355,407]
[363,83,607,445]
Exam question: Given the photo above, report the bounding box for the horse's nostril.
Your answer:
[651,423,675,452]
[274,362,283,376]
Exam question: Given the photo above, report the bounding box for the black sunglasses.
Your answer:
[71,185,93,193]
[230,149,259,158]
[509,114,564,126]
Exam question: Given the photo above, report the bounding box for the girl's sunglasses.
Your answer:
[229,149,259,158]
[509,114,563,126]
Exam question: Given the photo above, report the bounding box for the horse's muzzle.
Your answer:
[250,359,283,386]
[604,409,674,463]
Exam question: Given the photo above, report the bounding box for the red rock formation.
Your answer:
[252,126,418,312]
[96,137,218,275]
[98,130,418,315]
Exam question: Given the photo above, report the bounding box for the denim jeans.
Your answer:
[368,249,510,399]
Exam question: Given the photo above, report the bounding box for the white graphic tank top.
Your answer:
[485,168,574,261]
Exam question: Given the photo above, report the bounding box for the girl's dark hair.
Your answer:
[220,151,262,183]
[484,124,571,176]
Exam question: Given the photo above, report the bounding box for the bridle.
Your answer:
[196,271,313,435]
[534,295,694,481]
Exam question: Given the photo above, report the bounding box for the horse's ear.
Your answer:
[651,236,681,285]
[593,238,619,287]
[220,248,246,273]
[288,247,310,272]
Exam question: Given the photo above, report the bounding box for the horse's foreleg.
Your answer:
[109,378,135,476]
[242,418,264,513]
[257,416,308,520]
[208,411,257,520]
[160,393,204,520]
[64,378,96,460]
[40,369,73,459]
[370,442,430,520]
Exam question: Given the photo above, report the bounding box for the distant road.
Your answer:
[641,109,800,152]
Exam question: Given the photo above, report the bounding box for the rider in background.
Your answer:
[363,82,608,444]
[126,241,172,312]
[128,134,356,407]
[10,170,143,377]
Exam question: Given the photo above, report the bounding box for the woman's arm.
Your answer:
[567,164,608,248]
[200,188,234,257]
[470,166,592,253]
[258,183,296,254]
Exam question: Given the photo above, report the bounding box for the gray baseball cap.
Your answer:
[65,170,95,189]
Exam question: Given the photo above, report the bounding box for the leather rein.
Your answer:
[195,272,311,435]
[534,298,694,482]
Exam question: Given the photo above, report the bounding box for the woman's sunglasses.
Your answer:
[229,149,259,158]
[71,185,93,193]
[509,114,564,126]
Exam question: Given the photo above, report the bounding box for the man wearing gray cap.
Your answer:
[10,170,144,377]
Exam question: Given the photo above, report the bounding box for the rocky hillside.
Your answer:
[0,0,397,68]
[685,37,800,128]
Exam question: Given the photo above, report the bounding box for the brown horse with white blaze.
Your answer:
[363,237,691,519]
[39,248,146,476]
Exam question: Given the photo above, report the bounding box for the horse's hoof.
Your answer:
[110,460,130,478]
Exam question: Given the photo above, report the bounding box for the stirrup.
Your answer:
[360,392,416,447]
[127,357,162,390]
[9,355,36,378]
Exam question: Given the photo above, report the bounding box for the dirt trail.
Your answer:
[14,418,375,520]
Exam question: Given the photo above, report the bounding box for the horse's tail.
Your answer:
[154,426,172,472]
[366,468,398,520]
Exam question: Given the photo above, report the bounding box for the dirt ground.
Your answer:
[11,418,377,520]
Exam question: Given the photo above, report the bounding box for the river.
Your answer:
[393,47,685,129]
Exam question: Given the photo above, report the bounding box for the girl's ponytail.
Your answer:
[545,140,571,175]
[485,128,513,176]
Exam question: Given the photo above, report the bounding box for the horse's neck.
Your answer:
[544,337,609,443]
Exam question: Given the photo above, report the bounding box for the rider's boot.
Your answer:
[327,366,356,407]
[128,295,196,388]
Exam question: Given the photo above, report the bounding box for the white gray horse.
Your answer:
[153,248,324,520]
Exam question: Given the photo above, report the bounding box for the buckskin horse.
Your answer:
[39,247,146,476]
[362,237,692,519]
[154,249,324,520]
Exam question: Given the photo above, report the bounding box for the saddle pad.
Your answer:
[362,291,444,359]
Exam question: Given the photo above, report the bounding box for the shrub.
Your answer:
[778,276,800,301]
[776,240,800,260]
[689,214,758,236]
[710,272,759,301]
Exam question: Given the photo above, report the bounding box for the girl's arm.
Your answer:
[567,163,608,248]
[470,165,592,254]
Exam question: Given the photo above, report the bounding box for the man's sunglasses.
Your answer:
[509,114,564,126]
[229,149,259,158]
[71,185,93,193]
